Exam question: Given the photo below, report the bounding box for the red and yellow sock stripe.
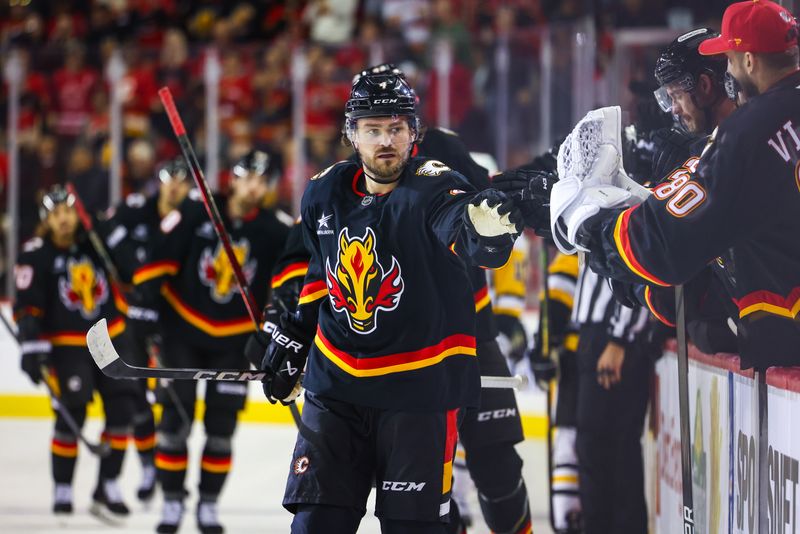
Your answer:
[201,454,232,474]
[155,452,188,472]
[51,438,78,458]
[134,433,156,452]
[101,432,128,451]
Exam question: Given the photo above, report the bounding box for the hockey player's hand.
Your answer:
[650,127,697,181]
[260,313,311,405]
[244,306,280,368]
[491,169,555,237]
[597,341,625,390]
[465,189,523,240]
[525,346,557,390]
[495,314,528,364]
[272,278,302,314]
[21,351,49,384]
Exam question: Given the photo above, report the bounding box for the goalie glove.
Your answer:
[491,169,556,237]
[260,313,311,405]
[465,189,523,240]
[551,106,651,254]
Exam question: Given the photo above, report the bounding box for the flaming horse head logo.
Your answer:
[326,228,403,334]
[58,257,108,319]
[198,240,257,303]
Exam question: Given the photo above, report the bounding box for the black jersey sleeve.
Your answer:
[13,244,49,353]
[270,221,309,312]
[292,204,327,336]
[585,125,769,287]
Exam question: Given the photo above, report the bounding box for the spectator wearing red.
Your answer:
[50,43,99,138]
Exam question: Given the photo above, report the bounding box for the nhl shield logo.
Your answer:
[326,227,403,334]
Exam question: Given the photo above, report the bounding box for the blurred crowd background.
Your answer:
[0,0,757,296]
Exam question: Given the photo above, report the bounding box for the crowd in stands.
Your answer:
[0,0,731,251]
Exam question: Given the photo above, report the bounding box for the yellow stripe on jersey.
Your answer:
[548,252,579,278]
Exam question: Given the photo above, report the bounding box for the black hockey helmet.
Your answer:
[653,28,727,113]
[157,157,189,183]
[351,63,406,85]
[232,149,274,182]
[344,71,419,144]
[39,184,75,220]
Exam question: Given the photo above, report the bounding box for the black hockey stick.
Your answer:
[158,88,302,427]
[0,312,111,457]
[87,318,529,389]
[675,285,695,533]
[538,240,559,533]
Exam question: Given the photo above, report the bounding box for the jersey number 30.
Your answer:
[652,157,706,218]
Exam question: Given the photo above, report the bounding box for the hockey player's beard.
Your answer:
[361,150,410,184]
[735,73,760,101]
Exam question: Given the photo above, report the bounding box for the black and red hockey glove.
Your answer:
[491,169,556,237]
[260,313,311,405]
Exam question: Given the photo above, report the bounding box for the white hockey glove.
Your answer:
[550,106,651,254]
[466,189,523,237]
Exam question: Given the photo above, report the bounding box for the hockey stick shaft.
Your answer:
[675,285,695,532]
[65,182,127,292]
[88,319,526,389]
[158,88,301,425]
[158,87,261,328]
[539,240,558,532]
[0,312,110,456]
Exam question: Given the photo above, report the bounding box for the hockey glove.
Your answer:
[495,314,529,364]
[465,189,523,240]
[525,346,557,390]
[260,313,311,405]
[244,306,280,368]
[21,350,49,385]
[491,169,556,237]
[649,127,697,182]
[551,106,651,254]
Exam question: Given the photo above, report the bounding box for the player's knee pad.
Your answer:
[54,406,86,435]
[464,442,523,496]
[132,408,154,427]
[103,394,135,427]
[157,427,191,451]
[203,407,239,437]
[291,504,362,534]
[204,434,232,455]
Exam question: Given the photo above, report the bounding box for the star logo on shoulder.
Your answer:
[317,212,334,235]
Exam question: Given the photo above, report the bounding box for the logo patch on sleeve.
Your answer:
[416,160,451,176]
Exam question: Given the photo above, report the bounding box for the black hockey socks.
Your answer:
[51,431,78,485]
[477,477,531,534]
[98,427,128,480]
[133,409,156,501]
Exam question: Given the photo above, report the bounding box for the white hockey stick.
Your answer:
[87,319,528,390]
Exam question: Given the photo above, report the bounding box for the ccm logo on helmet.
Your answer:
[372,98,398,104]
[271,329,304,353]
[382,481,426,492]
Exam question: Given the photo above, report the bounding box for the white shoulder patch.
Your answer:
[125,193,146,208]
[435,127,458,136]
[310,160,346,181]
[14,264,34,290]
[160,209,182,234]
[22,237,43,252]
[275,209,295,227]
[416,160,452,177]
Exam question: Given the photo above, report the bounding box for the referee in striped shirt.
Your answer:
[572,262,653,534]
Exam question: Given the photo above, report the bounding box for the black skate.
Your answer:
[156,499,184,534]
[90,479,129,525]
[197,500,225,534]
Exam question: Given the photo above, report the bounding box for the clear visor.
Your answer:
[653,74,695,113]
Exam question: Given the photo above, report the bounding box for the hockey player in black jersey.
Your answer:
[133,151,290,534]
[14,185,136,520]
[101,156,193,503]
[265,64,533,534]
[255,69,522,533]
[543,0,800,373]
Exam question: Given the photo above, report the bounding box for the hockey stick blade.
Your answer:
[87,319,527,389]
[87,319,268,381]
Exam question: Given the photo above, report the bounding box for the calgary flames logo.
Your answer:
[58,257,109,319]
[198,240,257,303]
[326,228,403,334]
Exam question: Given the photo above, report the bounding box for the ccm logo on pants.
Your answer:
[382,481,426,492]
[477,408,517,422]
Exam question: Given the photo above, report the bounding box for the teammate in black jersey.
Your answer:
[255,69,522,533]
[133,151,290,534]
[15,185,136,521]
[101,157,193,503]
